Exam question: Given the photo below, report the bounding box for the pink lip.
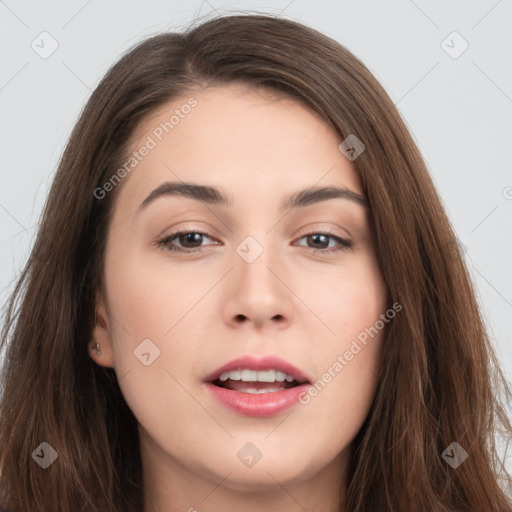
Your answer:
[204,382,311,417]
[203,355,312,418]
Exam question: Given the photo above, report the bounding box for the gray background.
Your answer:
[1,0,511,482]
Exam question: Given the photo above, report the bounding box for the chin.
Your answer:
[196,445,325,491]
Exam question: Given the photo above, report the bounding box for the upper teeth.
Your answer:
[219,369,295,383]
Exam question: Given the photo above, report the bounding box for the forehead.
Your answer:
[114,84,363,213]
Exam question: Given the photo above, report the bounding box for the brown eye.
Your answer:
[157,231,216,253]
[295,232,352,253]
[176,232,204,248]
[306,234,330,249]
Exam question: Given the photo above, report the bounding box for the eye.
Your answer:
[156,230,352,254]
[156,230,217,253]
[294,232,352,253]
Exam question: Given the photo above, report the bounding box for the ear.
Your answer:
[89,294,116,368]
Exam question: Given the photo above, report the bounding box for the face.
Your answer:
[92,83,388,495]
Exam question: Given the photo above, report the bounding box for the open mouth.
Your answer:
[211,369,307,394]
[204,359,312,417]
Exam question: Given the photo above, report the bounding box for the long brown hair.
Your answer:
[1,13,510,512]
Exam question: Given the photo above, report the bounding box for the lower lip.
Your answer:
[204,382,311,417]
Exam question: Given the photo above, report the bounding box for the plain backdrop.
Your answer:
[1,0,511,482]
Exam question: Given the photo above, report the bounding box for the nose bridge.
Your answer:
[224,231,292,327]
[234,233,279,295]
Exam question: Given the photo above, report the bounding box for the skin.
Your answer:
[91,83,388,512]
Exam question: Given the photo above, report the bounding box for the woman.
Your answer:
[0,13,510,512]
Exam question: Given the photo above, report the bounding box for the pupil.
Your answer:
[309,234,328,249]
[180,233,202,247]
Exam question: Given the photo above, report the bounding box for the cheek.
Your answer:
[296,252,387,443]
[294,326,384,475]
[102,250,212,454]
[102,245,216,399]
[104,246,209,342]
[305,249,388,347]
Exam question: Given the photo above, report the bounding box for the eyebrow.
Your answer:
[137,181,367,214]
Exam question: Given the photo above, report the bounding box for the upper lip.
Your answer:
[204,355,312,384]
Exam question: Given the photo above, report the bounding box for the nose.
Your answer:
[221,242,293,331]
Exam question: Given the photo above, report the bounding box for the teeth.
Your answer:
[217,369,297,383]
[275,371,286,382]
[241,369,258,381]
[256,370,275,382]
[219,371,238,381]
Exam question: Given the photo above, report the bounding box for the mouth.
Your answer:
[203,355,312,417]
[211,369,307,394]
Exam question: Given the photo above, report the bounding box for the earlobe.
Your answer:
[90,299,116,368]
[91,341,101,356]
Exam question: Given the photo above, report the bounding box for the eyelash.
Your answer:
[155,229,352,255]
